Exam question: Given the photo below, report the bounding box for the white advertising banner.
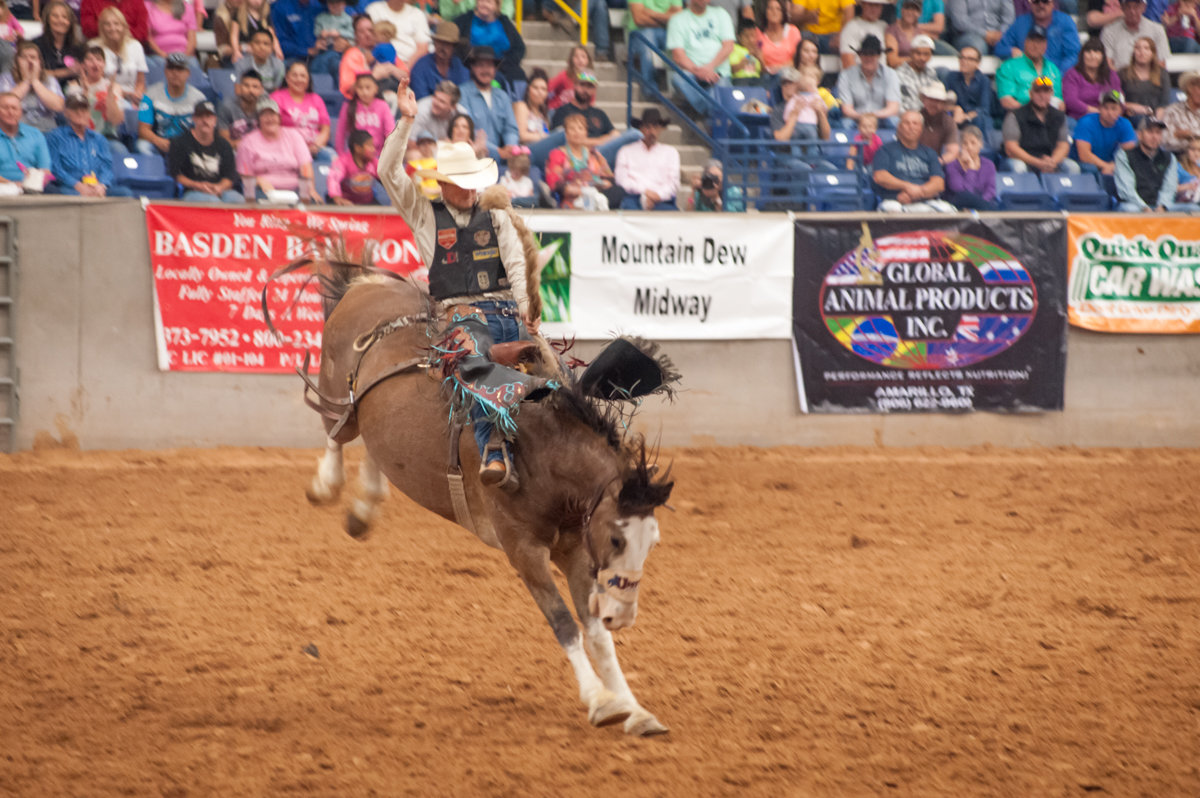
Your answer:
[524,213,794,340]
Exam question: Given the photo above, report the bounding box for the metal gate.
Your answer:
[0,216,16,453]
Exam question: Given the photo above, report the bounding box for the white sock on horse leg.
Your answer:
[307,437,346,503]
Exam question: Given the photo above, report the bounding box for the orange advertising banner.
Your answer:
[1067,215,1200,333]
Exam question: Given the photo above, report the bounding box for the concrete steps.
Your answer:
[518,16,713,184]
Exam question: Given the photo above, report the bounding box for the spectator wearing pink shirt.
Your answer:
[614,108,681,210]
[334,72,393,153]
[145,0,200,72]
[270,60,334,163]
[327,128,389,204]
[236,99,321,201]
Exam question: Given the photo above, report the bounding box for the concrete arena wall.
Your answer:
[7,197,1199,452]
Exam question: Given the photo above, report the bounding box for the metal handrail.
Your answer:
[714,138,871,212]
[624,30,747,153]
[513,0,588,44]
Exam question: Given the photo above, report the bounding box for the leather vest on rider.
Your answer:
[428,202,508,301]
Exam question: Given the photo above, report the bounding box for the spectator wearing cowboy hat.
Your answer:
[410,20,469,100]
[996,23,1063,111]
[840,0,890,70]
[917,82,959,164]
[614,107,680,210]
[1072,89,1137,175]
[836,34,901,129]
[1114,115,1192,210]
[457,45,520,161]
[1002,74,1080,173]
[1162,70,1200,151]
[452,0,527,87]
[382,87,547,486]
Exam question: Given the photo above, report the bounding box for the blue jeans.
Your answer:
[619,194,677,210]
[1170,36,1200,54]
[182,188,246,203]
[630,27,667,88]
[467,299,524,462]
[48,183,134,196]
[310,47,343,81]
[528,128,641,170]
[1003,157,1081,174]
[671,72,725,114]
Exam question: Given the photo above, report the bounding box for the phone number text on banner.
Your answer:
[147,204,424,373]
[1067,214,1200,333]
[524,213,794,340]
[793,217,1068,413]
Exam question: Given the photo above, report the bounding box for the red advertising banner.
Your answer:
[146,204,425,373]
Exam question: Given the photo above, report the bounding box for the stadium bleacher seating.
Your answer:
[996,172,1058,212]
[113,154,178,199]
[1042,172,1113,211]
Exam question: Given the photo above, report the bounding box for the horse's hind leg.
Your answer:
[306,436,346,504]
[346,452,387,540]
[558,547,668,737]
[505,538,628,728]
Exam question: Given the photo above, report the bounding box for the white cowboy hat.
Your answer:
[414,141,498,190]
[920,83,948,101]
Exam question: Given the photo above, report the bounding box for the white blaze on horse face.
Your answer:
[590,515,659,631]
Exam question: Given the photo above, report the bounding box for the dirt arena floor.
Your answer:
[1,445,1198,797]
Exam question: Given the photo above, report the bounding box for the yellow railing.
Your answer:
[513,0,588,46]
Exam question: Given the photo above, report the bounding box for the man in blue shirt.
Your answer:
[410,21,469,99]
[457,47,519,160]
[1072,89,1137,175]
[46,93,133,197]
[995,0,1081,74]
[271,0,323,60]
[0,92,51,188]
[872,109,954,211]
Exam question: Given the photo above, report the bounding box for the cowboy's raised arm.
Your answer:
[379,89,436,267]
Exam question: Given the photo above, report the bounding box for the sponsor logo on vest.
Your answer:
[477,271,491,290]
[444,251,458,263]
[472,246,499,261]
[473,229,492,247]
[437,228,457,249]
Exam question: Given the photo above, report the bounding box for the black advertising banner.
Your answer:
[793,216,1068,413]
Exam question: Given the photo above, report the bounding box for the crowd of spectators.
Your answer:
[0,0,1193,211]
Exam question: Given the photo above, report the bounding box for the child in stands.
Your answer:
[730,19,764,86]
[846,111,882,170]
[499,148,534,201]
[329,128,389,205]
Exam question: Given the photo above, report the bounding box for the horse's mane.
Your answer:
[548,378,674,516]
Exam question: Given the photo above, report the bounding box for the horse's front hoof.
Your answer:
[624,710,669,737]
[588,692,632,728]
[345,511,372,541]
[305,479,342,505]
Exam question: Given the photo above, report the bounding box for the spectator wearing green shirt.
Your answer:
[996,24,1063,110]
[628,0,683,88]
[666,0,735,113]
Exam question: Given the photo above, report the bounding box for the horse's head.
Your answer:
[586,445,673,631]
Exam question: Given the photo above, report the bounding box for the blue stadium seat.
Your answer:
[207,67,235,100]
[146,60,165,88]
[1042,172,1112,211]
[312,72,344,118]
[313,161,329,201]
[809,170,875,211]
[113,153,178,198]
[713,85,770,139]
[877,128,896,144]
[995,171,1056,211]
